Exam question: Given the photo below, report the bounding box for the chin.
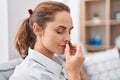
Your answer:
[58,52,64,55]
[54,49,65,55]
[57,51,65,55]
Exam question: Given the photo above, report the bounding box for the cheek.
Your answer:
[42,32,57,47]
[43,31,62,44]
[42,33,63,49]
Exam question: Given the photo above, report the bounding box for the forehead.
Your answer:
[44,11,73,30]
[53,11,73,27]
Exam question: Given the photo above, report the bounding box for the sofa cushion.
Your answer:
[0,58,22,80]
[83,48,120,80]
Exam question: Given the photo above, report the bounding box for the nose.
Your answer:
[64,33,71,42]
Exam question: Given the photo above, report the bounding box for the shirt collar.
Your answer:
[28,48,62,77]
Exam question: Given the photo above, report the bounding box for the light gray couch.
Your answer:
[0,58,22,80]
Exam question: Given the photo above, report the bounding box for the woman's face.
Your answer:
[38,11,73,55]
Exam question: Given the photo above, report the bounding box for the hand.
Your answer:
[65,43,85,80]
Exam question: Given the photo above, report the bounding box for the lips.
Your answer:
[60,45,66,48]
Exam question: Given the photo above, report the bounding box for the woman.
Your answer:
[9,1,87,80]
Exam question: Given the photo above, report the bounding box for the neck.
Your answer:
[34,41,54,60]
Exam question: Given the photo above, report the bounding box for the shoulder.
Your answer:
[9,58,58,80]
[10,70,55,80]
[10,68,59,80]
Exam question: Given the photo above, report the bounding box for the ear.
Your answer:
[33,23,42,35]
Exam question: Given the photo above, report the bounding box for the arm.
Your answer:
[80,67,88,80]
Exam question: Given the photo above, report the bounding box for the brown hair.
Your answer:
[15,1,70,59]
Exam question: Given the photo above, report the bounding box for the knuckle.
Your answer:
[77,55,85,61]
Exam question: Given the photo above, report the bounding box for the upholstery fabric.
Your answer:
[84,48,120,80]
[0,58,22,80]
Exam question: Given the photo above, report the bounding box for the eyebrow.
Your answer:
[58,25,74,30]
[58,25,66,29]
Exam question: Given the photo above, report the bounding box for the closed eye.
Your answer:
[56,28,65,34]
[56,25,66,34]
[56,25,73,34]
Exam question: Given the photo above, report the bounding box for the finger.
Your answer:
[75,46,85,61]
[65,43,70,56]
[75,45,83,56]
[70,49,76,55]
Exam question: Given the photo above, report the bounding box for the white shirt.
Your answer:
[9,48,68,80]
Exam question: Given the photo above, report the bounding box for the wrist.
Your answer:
[68,71,81,80]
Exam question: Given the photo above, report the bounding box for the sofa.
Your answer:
[0,48,120,80]
[83,47,120,80]
[0,58,22,80]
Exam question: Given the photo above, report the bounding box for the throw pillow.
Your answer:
[83,48,120,80]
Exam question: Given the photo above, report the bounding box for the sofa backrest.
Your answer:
[0,58,22,80]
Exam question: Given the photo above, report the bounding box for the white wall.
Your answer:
[0,0,9,63]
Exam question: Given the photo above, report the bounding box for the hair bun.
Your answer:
[28,9,33,16]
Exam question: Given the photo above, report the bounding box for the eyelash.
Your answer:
[56,31,63,34]
[56,31,71,35]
